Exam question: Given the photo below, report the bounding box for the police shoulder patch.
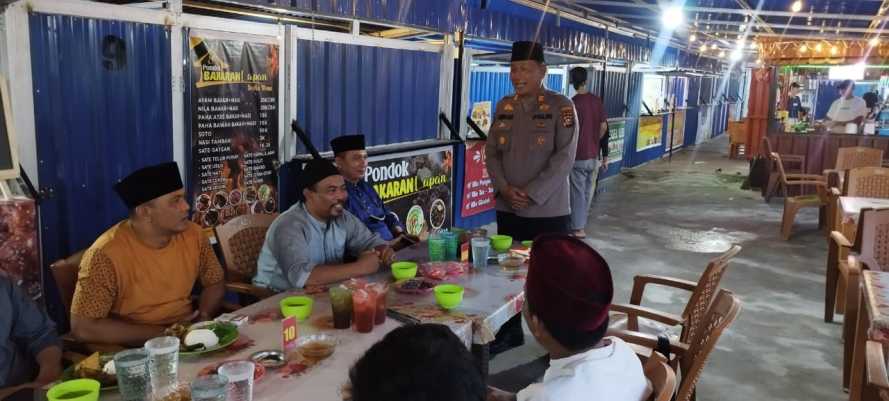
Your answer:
[560,106,575,128]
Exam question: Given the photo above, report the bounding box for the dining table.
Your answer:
[93,240,527,401]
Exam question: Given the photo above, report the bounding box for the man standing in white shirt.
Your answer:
[488,234,650,401]
[826,80,868,134]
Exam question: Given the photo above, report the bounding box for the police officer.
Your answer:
[331,135,415,248]
[486,41,579,242]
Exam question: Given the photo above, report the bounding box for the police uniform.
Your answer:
[331,135,404,241]
[485,41,579,242]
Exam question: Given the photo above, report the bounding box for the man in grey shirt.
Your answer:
[0,276,62,399]
[254,159,392,291]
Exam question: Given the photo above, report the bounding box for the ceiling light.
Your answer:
[662,6,684,30]
[739,24,746,32]
[756,58,763,65]
[870,37,881,47]
[831,45,839,55]
[800,44,808,53]
[749,41,757,50]
[815,43,823,52]
[730,49,743,61]
[791,0,803,13]
[719,49,726,58]
[690,33,697,42]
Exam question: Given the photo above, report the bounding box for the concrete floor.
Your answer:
[489,135,846,400]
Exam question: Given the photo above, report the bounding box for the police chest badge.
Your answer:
[560,106,575,128]
[539,103,550,112]
[504,103,514,113]
[499,135,508,145]
[536,135,546,145]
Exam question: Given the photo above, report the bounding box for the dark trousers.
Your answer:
[496,212,571,242]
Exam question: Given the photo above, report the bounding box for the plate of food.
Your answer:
[165,321,240,356]
[258,184,272,201]
[195,194,211,212]
[61,352,117,391]
[405,205,425,236]
[229,189,242,205]
[429,199,446,229]
[245,187,258,203]
[296,334,337,361]
[393,278,436,295]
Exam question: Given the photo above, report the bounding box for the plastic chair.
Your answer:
[214,213,279,308]
[771,152,828,240]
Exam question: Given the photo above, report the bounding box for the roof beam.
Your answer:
[575,0,889,21]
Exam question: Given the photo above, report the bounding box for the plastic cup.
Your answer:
[113,348,149,401]
[428,235,446,262]
[441,231,458,261]
[190,375,229,401]
[369,283,389,325]
[144,336,179,398]
[352,289,377,333]
[471,237,491,269]
[218,361,255,401]
[47,379,100,401]
[329,286,353,330]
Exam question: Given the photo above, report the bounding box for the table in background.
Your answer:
[849,270,889,401]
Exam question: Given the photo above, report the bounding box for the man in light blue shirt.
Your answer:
[254,160,392,291]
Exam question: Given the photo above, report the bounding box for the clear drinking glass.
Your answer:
[190,374,229,401]
[114,348,150,401]
[471,237,491,269]
[144,336,179,398]
[218,361,255,401]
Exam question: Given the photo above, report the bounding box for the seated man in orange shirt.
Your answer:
[70,162,225,347]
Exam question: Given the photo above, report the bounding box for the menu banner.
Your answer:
[637,115,663,152]
[606,120,625,164]
[366,146,453,237]
[668,110,686,150]
[461,140,495,218]
[188,31,279,229]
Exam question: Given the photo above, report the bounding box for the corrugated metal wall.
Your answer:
[30,14,173,324]
[684,76,701,146]
[602,70,627,118]
[467,70,564,116]
[296,40,442,152]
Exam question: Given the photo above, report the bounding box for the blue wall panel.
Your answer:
[467,70,564,115]
[296,41,441,152]
[603,71,627,118]
[30,14,173,322]
[31,14,173,262]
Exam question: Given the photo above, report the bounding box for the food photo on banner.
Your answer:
[365,146,453,238]
[187,30,280,229]
[637,115,663,152]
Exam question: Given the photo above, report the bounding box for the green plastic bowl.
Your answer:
[391,261,418,280]
[521,240,533,248]
[47,379,100,401]
[490,235,513,252]
[434,284,464,310]
[280,296,314,321]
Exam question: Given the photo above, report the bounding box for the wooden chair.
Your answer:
[642,351,676,401]
[762,136,806,203]
[866,340,889,401]
[49,250,122,354]
[610,290,742,401]
[834,208,889,389]
[610,245,741,345]
[728,120,747,160]
[824,147,884,192]
[825,168,889,323]
[771,152,828,240]
[214,213,278,308]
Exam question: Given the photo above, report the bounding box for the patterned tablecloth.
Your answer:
[862,270,889,342]
[97,242,526,401]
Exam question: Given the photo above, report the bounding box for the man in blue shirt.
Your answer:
[331,135,414,245]
[787,82,803,119]
[0,276,62,399]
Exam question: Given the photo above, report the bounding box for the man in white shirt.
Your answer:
[488,234,650,401]
[826,80,868,134]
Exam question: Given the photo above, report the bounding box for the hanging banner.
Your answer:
[470,101,492,133]
[606,120,625,164]
[366,146,453,238]
[461,140,495,218]
[668,110,686,150]
[637,115,663,152]
[188,31,279,229]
